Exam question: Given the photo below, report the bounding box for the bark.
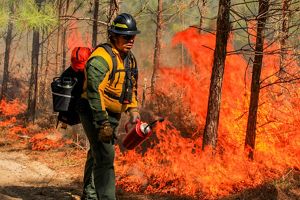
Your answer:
[202,0,231,150]
[55,0,62,75]
[150,0,163,94]
[197,0,207,34]
[62,0,69,71]
[0,4,14,100]
[92,0,99,47]
[27,0,42,122]
[279,0,290,75]
[40,33,51,106]
[245,0,269,160]
[38,31,45,106]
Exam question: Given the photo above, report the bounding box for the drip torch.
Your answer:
[122,117,164,150]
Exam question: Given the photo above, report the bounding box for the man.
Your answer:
[78,13,141,200]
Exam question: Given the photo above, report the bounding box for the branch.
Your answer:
[189,25,216,35]
[59,15,108,26]
[260,77,300,89]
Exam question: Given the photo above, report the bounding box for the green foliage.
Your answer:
[0,7,9,32]
[15,0,58,32]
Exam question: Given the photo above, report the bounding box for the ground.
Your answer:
[0,141,299,200]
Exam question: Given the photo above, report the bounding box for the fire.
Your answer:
[29,128,72,151]
[115,28,300,198]
[67,22,91,51]
[0,99,73,151]
[0,99,26,116]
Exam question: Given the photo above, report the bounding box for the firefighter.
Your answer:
[77,13,141,200]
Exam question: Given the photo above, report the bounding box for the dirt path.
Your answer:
[0,149,81,200]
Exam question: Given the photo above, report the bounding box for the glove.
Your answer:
[98,121,114,143]
[128,108,140,124]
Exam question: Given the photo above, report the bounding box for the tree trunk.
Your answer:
[106,0,119,41]
[245,0,269,160]
[0,4,14,100]
[27,0,42,122]
[202,0,231,150]
[38,30,45,106]
[150,0,163,94]
[279,0,290,75]
[61,0,69,71]
[197,0,207,34]
[92,0,99,47]
[40,33,51,107]
[55,0,62,75]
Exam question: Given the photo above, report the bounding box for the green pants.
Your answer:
[78,99,120,200]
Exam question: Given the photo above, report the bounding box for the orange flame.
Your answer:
[29,128,72,151]
[115,28,300,198]
[0,99,73,151]
[67,22,92,51]
[0,99,26,116]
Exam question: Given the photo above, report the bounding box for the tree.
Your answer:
[92,0,100,47]
[22,0,57,122]
[27,0,43,122]
[191,0,207,33]
[244,0,269,160]
[202,0,231,150]
[150,0,163,94]
[108,0,120,30]
[0,2,14,100]
[279,0,291,75]
[61,0,70,71]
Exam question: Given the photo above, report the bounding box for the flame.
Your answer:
[0,99,26,116]
[29,128,72,151]
[0,99,73,151]
[0,117,17,127]
[67,22,92,51]
[115,28,300,198]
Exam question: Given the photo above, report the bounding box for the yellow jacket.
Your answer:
[82,44,138,123]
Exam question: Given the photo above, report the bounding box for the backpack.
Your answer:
[51,47,91,127]
[51,44,118,127]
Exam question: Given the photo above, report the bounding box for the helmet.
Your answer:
[71,47,92,72]
[109,13,141,35]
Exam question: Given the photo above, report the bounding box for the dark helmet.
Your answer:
[109,13,141,35]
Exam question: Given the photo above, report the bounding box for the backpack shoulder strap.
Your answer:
[97,43,117,82]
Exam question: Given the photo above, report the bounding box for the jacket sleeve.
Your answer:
[85,56,110,127]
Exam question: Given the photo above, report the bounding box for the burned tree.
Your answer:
[202,0,231,150]
[244,0,269,160]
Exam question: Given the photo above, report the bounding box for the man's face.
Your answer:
[114,34,136,54]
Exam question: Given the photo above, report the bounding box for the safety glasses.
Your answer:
[120,34,136,41]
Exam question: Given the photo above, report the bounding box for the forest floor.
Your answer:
[0,139,299,200]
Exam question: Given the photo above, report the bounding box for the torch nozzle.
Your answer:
[149,117,164,127]
[157,117,165,123]
[143,117,165,132]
